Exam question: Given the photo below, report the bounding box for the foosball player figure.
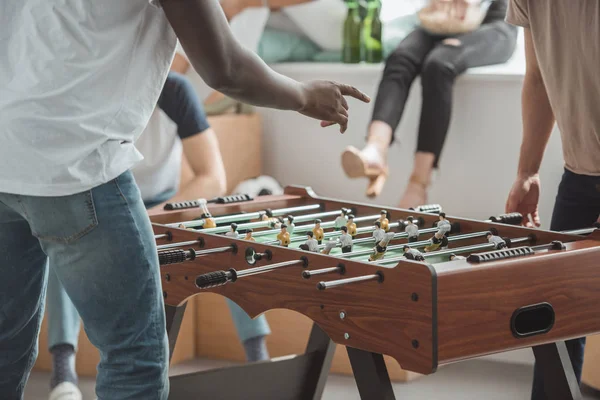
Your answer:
[486,231,507,249]
[243,228,255,241]
[403,245,425,261]
[199,200,217,228]
[313,219,324,244]
[379,210,390,232]
[405,216,419,242]
[424,230,448,252]
[225,223,239,238]
[299,231,319,252]
[436,212,451,236]
[286,215,295,235]
[277,224,291,247]
[334,208,349,230]
[373,221,385,243]
[339,226,353,253]
[449,253,466,261]
[368,232,395,261]
[346,214,357,238]
[321,238,338,255]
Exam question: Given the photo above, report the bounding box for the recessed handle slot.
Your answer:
[510,302,555,338]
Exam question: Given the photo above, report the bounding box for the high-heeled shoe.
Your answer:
[341,146,388,198]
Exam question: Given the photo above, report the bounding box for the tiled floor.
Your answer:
[25,358,600,400]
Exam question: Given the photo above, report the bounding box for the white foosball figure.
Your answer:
[300,231,320,252]
[225,223,239,238]
[285,215,295,235]
[486,232,507,249]
[369,232,395,261]
[372,221,385,243]
[403,245,425,261]
[334,208,349,230]
[449,253,466,261]
[339,226,353,253]
[404,216,419,242]
[321,238,338,255]
[436,212,452,235]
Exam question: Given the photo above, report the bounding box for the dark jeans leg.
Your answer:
[530,169,600,400]
[370,29,436,141]
[418,20,517,167]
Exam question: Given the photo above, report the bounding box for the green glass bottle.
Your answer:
[362,0,382,63]
[343,0,362,63]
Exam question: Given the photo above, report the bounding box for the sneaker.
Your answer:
[49,382,82,400]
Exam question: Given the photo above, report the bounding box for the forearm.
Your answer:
[148,175,226,212]
[161,0,306,111]
[517,71,555,178]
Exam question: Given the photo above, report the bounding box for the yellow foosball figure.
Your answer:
[346,214,357,238]
[368,232,395,261]
[379,210,390,232]
[312,219,324,244]
[244,228,256,241]
[277,225,291,247]
[198,199,217,228]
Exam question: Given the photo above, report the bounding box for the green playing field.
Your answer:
[243,228,454,266]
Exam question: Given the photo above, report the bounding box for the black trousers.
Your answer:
[531,169,600,400]
[371,20,517,167]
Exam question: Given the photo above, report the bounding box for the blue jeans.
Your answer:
[46,185,271,352]
[530,168,600,400]
[0,171,169,400]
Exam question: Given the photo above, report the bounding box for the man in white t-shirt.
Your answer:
[0,1,370,399]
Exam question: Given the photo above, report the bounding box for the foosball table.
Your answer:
[149,186,600,400]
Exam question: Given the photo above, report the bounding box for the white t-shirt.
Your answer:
[0,0,177,196]
[132,108,182,203]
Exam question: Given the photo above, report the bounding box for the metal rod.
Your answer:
[302,265,344,279]
[236,258,306,278]
[337,231,489,259]
[154,233,169,240]
[258,214,382,242]
[167,204,321,228]
[289,222,401,244]
[157,240,200,251]
[317,272,383,291]
[195,246,233,256]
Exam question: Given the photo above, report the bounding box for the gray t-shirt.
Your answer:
[506,0,600,176]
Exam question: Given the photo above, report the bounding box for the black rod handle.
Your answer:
[158,249,189,265]
[195,269,237,289]
[410,204,442,214]
[164,194,253,210]
[489,212,523,225]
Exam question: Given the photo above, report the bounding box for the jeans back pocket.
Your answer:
[21,190,98,244]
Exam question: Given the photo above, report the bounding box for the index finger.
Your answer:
[337,83,371,103]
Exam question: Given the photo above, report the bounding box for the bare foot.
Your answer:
[398,180,428,209]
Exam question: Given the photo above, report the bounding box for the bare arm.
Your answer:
[159,0,369,133]
[148,129,227,211]
[516,28,555,178]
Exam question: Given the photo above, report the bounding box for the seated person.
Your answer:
[341,0,517,208]
[45,71,271,400]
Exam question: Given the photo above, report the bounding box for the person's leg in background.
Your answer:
[530,169,600,400]
[227,300,272,362]
[21,171,169,400]
[341,29,436,198]
[0,198,49,400]
[398,19,517,208]
[46,272,82,399]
